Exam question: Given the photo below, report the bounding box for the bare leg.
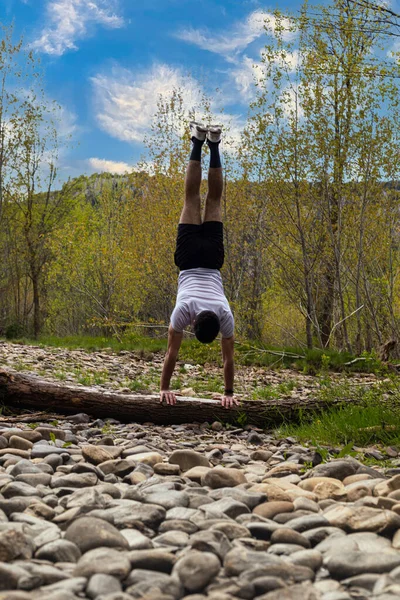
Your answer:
[179,160,202,225]
[203,167,223,222]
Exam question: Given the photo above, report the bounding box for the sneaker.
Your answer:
[207,125,222,143]
[190,121,207,141]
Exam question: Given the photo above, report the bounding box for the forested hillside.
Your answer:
[1,1,400,353]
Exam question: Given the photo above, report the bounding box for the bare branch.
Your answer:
[324,305,365,348]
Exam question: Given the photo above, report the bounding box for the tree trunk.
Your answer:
[320,263,336,347]
[0,368,362,428]
[32,273,40,339]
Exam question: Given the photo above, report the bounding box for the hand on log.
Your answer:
[160,390,177,405]
[220,394,239,409]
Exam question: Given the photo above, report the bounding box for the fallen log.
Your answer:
[0,368,356,427]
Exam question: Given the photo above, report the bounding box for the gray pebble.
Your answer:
[74,547,131,579]
[87,574,122,598]
[65,516,129,553]
[173,550,220,593]
[35,539,81,562]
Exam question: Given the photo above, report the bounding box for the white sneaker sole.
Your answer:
[207,125,222,143]
[190,121,207,141]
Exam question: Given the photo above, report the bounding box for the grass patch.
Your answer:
[101,423,116,436]
[251,380,300,401]
[127,380,145,392]
[276,380,298,394]
[171,376,183,390]
[13,361,31,372]
[180,339,221,366]
[276,379,400,447]
[192,375,224,396]
[362,457,394,468]
[6,334,167,354]
[237,343,385,373]
[54,370,67,381]
[69,367,110,387]
[252,385,280,401]
[126,377,153,393]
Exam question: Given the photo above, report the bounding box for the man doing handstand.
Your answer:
[160,122,238,409]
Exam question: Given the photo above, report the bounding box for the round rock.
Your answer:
[202,468,247,489]
[128,549,176,573]
[325,551,400,579]
[65,517,129,553]
[74,547,131,579]
[270,528,311,548]
[154,463,180,476]
[86,574,122,599]
[35,539,81,563]
[254,501,294,519]
[173,550,220,592]
[82,445,122,465]
[0,529,33,561]
[169,450,210,471]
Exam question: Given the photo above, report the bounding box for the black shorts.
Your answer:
[174,221,224,271]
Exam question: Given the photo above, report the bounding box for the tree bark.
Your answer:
[0,368,360,427]
[32,273,40,339]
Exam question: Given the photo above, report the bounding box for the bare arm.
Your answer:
[160,325,183,405]
[221,336,238,409]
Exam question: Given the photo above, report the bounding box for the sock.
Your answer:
[207,140,221,168]
[190,137,204,162]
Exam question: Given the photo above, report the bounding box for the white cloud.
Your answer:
[175,10,296,103]
[231,55,266,100]
[87,157,157,175]
[56,104,79,141]
[231,47,300,101]
[285,50,300,71]
[216,113,245,152]
[43,104,79,177]
[175,10,294,58]
[91,62,245,155]
[31,0,124,56]
[10,91,79,167]
[91,63,204,143]
[87,157,133,174]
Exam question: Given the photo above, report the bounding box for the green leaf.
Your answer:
[337,441,356,458]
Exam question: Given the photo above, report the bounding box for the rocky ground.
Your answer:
[0,341,378,401]
[1,341,400,599]
[1,415,400,600]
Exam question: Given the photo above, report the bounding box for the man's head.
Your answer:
[194,310,220,344]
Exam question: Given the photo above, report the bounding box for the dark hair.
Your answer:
[194,310,220,344]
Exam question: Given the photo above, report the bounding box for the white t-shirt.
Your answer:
[170,268,234,338]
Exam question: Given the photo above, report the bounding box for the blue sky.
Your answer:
[2,0,399,179]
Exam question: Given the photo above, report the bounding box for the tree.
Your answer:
[0,24,75,337]
[242,0,400,349]
[0,24,37,224]
[47,175,138,336]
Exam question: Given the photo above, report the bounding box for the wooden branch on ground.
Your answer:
[344,357,373,366]
[0,411,70,424]
[0,368,362,427]
[358,425,397,432]
[237,345,304,360]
